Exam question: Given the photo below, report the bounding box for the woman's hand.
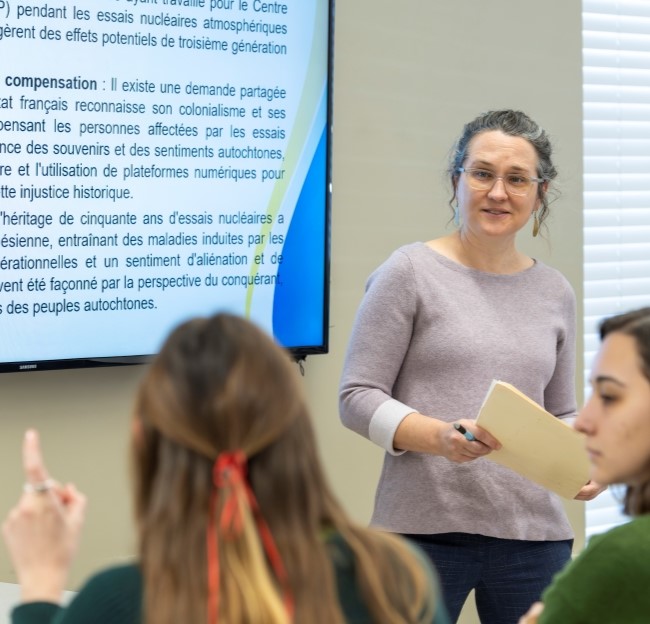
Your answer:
[394,414,501,461]
[518,601,544,623]
[437,419,501,463]
[2,429,87,603]
[574,480,607,501]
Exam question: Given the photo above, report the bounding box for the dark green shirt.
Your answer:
[12,535,450,624]
[12,564,142,624]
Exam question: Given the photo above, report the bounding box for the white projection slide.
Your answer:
[0,0,332,370]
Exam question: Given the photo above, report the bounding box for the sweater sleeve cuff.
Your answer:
[368,399,415,456]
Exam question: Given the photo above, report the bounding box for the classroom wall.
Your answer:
[0,2,583,623]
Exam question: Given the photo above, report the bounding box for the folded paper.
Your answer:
[475,380,591,498]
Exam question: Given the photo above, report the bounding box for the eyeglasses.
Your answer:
[457,167,544,196]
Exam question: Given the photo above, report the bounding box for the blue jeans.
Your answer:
[404,533,572,624]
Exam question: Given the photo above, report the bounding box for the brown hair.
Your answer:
[599,307,650,516]
[447,109,558,233]
[132,313,436,623]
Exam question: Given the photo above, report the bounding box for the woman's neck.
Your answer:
[427,232,533,274]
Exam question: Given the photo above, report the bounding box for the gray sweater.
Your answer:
[339,242,577,540]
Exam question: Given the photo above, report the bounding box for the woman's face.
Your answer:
[455,130,542,240]
[576,332,650,486]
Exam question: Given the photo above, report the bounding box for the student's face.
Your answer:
[456,130,542,240]
[576,332,650,486]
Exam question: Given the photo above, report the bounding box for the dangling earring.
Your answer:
[454,203,460,227]
[532,211,540,237]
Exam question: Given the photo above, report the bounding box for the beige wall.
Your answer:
[0,2,583,622]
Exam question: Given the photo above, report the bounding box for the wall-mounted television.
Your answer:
[0,0,332,372]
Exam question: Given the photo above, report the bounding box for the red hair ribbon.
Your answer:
[207,450,294,624]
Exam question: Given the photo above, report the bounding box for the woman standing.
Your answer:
[340,110,603,623]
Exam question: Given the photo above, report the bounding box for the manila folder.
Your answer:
[475,380,590,499]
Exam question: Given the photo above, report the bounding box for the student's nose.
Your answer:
[575,397,596,435]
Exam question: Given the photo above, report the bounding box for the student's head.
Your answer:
[576,307,650,515]
[130,313,434,624]
[132,312,319,509]
[131,312,334,622]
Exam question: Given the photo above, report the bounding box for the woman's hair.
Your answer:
[132,313,435,624]
[599,307,650,516]
[447,109,558,231]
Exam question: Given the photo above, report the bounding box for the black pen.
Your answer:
[453,422,476,442]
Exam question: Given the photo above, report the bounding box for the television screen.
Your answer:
[0,0,332,372]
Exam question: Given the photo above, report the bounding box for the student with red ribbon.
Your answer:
[3,313,450,624]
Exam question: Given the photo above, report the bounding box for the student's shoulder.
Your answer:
[586,515,650,558]
[79,562,142,592]
[540,517,650,623]
[61,563,143,623]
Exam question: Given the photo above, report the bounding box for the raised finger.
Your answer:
[22,429,51,487]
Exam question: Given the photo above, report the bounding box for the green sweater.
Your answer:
[11,565,142,624]
[12,535,450,624]
[539,514,650,623]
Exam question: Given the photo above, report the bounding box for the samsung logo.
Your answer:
[19,364,37,370]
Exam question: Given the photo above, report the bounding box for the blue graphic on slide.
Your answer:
[272,128,327,348]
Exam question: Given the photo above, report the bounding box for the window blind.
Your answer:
[583,0,650,539]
